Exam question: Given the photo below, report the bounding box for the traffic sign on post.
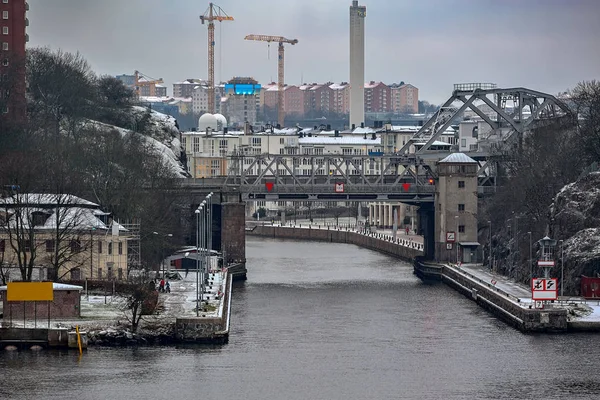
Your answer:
[531,278,558,300]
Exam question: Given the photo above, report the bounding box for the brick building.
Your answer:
[364,81,390,113]
[391,83,419,114]
[0,283,83,320]
[0,0,28,122]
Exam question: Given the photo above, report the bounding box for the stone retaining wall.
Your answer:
[174,271,232,343]
[249,225,423,262]
[442,265,568,332]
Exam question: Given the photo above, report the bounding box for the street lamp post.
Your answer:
[455,215,459,264]
[560,239,565,298]
[487,220,492,269]
[195,206,202,317]
[528,232,532,283]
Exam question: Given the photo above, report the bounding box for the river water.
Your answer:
[2,236,600,400]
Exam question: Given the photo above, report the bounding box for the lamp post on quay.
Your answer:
[153,231,173,277]
[487,220,492,269]
[195,204,203,317]
[455,215,459,264]
[528,232,533,283]
[559,239,565,298]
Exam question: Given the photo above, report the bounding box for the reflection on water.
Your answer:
[2,237,600,400]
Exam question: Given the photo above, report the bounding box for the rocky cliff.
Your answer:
[550,171,600,294]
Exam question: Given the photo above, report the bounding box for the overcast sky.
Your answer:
[27,0,600,104]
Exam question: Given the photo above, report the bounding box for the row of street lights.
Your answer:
[194,192,213,316]
[489,219,566,297]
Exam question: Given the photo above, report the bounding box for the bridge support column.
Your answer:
[220,201,246,279]
[418,203,435,260]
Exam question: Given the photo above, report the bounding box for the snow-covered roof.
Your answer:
[329,83,349,90]
[139,96,173,103]
[0,193,98,207]
[414,140,451,147]
[352,127,376,134]
[0,283,83,291]
[438,153,477,164]
[299,136,381,145]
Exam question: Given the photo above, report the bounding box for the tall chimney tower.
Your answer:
[349,0,366,129]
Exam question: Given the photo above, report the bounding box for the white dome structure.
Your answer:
[213,113,228,131]
[198,113,218,132]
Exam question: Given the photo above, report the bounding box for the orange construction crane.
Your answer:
[134,70,164,97]
[200,3,234,114]
[245,34,298,127]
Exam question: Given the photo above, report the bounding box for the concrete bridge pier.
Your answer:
[418,203,435,260]
[217,192,247,280]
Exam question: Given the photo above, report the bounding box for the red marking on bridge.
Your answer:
[402,183,411,192]
[265,182,274,192]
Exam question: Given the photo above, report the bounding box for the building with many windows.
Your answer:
[0,0,28,121]
[364,81,390,113]
[0,193,130,281]
[391,83,419,114]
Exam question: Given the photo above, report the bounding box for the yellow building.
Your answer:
[0,193,130,281]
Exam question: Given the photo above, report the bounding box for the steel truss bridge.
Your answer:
[399,85,573,155]
[182,87,573,203]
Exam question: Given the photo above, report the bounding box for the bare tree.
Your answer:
[121,281,158,333]
[0,193,45,281]
[570,80,600,162]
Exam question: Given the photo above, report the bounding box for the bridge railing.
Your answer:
[270,221,425,252]
[243,184,436,195]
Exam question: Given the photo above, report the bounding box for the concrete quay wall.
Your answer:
[249,225,423,262]
[174,271,232,344]
[442,265,568,332]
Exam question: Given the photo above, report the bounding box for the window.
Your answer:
[458,225,465,233]
[2,27,8,35]
[2,11,7,19]
[70,239,81,253]
[108,242,112,255]
[2,58,7,66]
[98,241,102,254]
[2,42,7,50]
[0,239,4,252]
[23,239,31,252]
[118,242,123,255]
[46,240,55,253]
[458,180,465,188]
[458,204,465,211]
[2,1,7,4]
[70,268,81,280]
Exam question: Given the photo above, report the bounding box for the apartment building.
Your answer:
[330,82,350,115]
[391,83,419,114]
[364,81,390,113]
[0,0,28,120]
[173,79,205,98]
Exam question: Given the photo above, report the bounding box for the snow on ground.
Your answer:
[0,270,227,330]
[457,263,600,323]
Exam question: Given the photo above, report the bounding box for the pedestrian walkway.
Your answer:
[449,262,600,324]
[268,221,425,251]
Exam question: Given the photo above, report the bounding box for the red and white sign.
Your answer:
[538,260,555,267]
[334,182,344,193]
[446,231,456,243]
[531,278,558,300]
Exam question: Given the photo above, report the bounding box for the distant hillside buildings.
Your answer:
[120,70,419,128]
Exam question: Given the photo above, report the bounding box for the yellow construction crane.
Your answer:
[244,34,298,127]
[200,3,234,114]
[134,70,164,97]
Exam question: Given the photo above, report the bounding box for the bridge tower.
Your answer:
[434,153,479,263]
